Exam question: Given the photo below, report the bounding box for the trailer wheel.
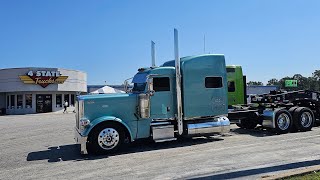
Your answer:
[274,109,292,134]
[293,107,314,132]
[87,122,125,155]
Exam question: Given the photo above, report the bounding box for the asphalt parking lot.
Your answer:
[1,113,320,180]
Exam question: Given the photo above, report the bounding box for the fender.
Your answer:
[82,116,134,141]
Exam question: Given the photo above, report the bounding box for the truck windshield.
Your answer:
[132,72,148,93]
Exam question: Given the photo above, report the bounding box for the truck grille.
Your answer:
[75,100,84,129]
[75,100,79,129]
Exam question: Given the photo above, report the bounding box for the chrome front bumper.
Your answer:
[74,127,88,155]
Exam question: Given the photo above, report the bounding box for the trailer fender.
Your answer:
[82,116,134,142]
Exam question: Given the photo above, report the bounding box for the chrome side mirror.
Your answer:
[124,80,129,93]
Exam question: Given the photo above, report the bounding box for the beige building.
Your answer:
[0,67,87,115]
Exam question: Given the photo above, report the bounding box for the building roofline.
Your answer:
[0,67,86,73]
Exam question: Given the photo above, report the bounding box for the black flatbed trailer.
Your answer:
[228,90,320,134]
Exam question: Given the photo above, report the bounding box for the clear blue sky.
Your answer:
[1,0,320,85]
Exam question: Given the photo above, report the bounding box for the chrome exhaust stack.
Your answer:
[174,29,184,135]
[151,41,156,67]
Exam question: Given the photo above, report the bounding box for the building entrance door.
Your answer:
[36,94,52,113]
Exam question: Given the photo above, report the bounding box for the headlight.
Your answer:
[80,118,90,127]
[79,118,90,131]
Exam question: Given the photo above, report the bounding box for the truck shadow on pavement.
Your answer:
[231,124,320,137]
[27,136,224,162]
[230,126,277,137]
[187,159,320,180]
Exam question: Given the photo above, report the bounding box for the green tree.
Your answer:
[279,76,292,90]
[313,70,320,81]
[267,78,279,86]
[307,77,317,91]
[293,74,308,90]
[247,81,264,86]
[312,70,320,91]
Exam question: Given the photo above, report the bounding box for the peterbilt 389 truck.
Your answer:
[74,30,231,154]
[75,29,317,155]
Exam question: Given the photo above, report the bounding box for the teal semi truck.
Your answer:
[74,30,230,154]
[75,29,317,155]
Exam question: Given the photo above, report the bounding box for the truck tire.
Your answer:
[274,109,292,134]
[293,107,314,132]
[288,107,299,132]
[237,118,257,129]
[87,122,125,155]
[236,123,243,128]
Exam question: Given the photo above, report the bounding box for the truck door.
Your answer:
[149,77,175,119]
[228,81,237,106]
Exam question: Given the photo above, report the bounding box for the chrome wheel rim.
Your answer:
[277,113,290,130]
[98,128,119,150]
[300,112,312,128]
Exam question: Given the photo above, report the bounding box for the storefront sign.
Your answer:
[19,70,68,88]
[285,80,298,87]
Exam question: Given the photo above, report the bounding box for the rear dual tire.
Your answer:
[274,109,292,134]
[274,107,314,134]
[293,107,314,132]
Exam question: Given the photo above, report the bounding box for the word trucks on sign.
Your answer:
[19,70,68,88]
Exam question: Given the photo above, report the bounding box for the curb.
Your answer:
[260,165,320,180]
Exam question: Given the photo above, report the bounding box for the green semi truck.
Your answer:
[227,65,246,106]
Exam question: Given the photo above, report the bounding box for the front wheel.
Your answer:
[87,123,125,155]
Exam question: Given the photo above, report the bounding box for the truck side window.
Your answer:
[226,68,235,73]
[205,77,223,88]
[228,81,235,92]
[153,77,170,92]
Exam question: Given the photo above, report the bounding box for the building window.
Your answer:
[205,77,223,88]
[64,94,70,107]
[10,95,15,109]
[7,96,10,109]
[71,94,75,106]
[228,81,235,92]
[17,95,23,109]
[25,94,32,108]
[153,77,170,92]
[56,94,62,107]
